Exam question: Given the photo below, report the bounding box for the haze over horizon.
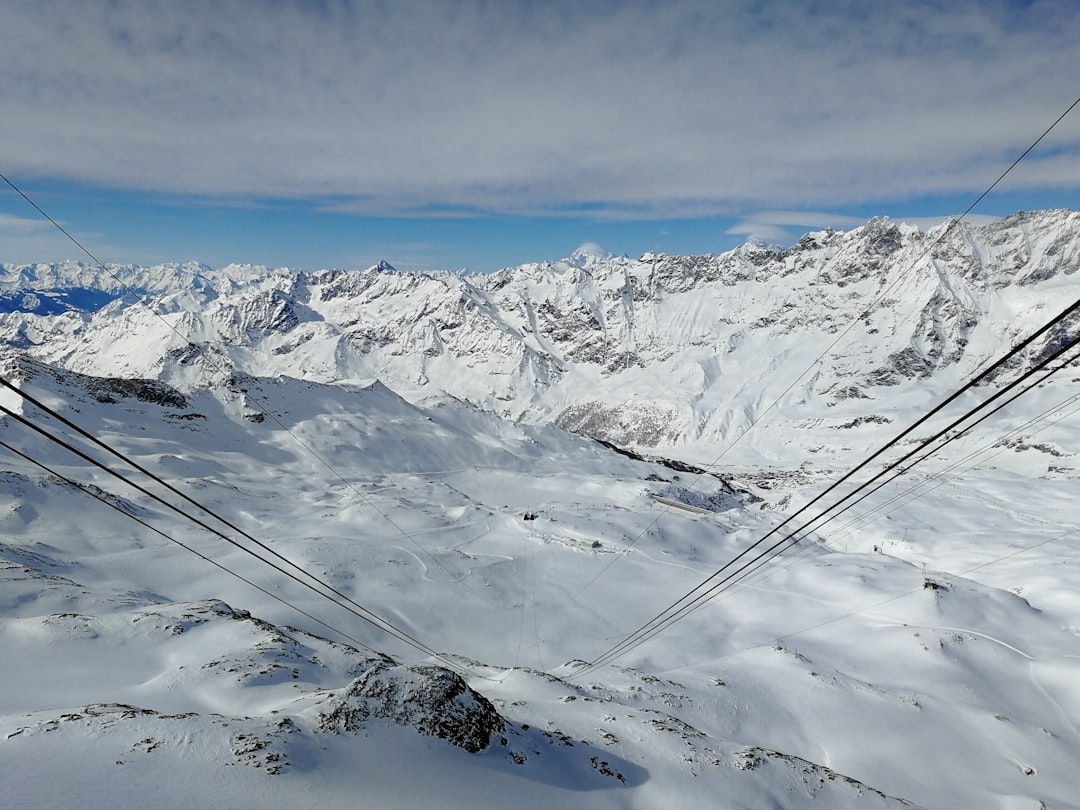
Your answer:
[3,0,1080,272]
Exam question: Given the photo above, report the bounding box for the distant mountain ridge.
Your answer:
[3,209,1079,461]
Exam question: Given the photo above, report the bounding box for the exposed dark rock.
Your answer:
[556,401,681,447]
[318,662,505,753]
[89,377,188,409]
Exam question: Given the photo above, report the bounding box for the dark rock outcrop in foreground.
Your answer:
[318,662,505,753]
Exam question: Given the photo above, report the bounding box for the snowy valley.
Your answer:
[1,211,1079,808]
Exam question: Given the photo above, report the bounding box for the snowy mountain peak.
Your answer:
[568,241,615,267]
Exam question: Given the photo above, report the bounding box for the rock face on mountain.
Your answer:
[3,210,1079,456]
[318,662,505,753]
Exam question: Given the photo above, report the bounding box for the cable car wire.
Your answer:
[568,93,1080,601]
[0,170,486,601]
[571,300,1080,677]
[0,437,385,658]
[0,385,489,679]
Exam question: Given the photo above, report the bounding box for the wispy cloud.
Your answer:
[3,0,1079,219]
[726,211,868,244]
[0,211,163,266]
[0,213,79,264]
[0,213,54,235]
[727,210,1005,246]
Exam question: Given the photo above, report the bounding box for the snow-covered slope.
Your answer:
[2,212,1079,807]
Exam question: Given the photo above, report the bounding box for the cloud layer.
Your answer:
[4,0,1080,219]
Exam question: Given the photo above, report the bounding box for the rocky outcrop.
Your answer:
[318,662,505,753]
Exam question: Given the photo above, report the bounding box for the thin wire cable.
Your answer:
[672,345,1080,630]
[576,333,1079,676]
[572,311,1080,677]
[0,391,490,679]
[579,336,1080,677]
[730,375,1080,599]
[569,93,1080,600]
[698,92,1080,473]
[787,343,1080,547]
[817,352,1080,545]
[0,400,430,656]
[681,339,1080,615]
[0,170,481,597]
[0,437,384,658]
[0,373,325,576]
[574,296,1080,670]
[825,388,1080,547]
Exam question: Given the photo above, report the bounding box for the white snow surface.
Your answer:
[1,211,1079,808]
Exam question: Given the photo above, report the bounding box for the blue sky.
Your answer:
[3,0,1080,274]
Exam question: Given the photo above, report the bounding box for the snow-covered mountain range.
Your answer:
[5,210,1080,466]
[1,210,1079,808]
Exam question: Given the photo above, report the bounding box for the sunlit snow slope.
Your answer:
[1,211,1079,808]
